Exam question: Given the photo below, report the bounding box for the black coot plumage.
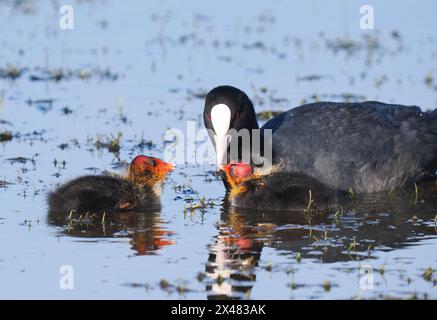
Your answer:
[221,162,339,211]
[204,85,437,193]
[48,155,174,213]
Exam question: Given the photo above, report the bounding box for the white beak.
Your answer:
[214,133,232,167]
[211,104,232,168]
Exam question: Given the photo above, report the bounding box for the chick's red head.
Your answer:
[128,155,175,184]
[221,162,253,186]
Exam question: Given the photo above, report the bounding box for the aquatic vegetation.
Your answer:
[158,278,194,295]
[0,180,12,189]
[25,99,54,113]
[196,272,206,282]
[29,67,119,82]
[0,131,13,142]
[182,190,216,213]
[295,252,302,264]
[0,64,120,82]
[256,110,282,121]
[424,72,433,87]
[93,132,123,155]
[422,267,434,282]
[322,280,332,292]
[0,65,25,80]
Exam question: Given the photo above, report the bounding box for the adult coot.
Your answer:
[204,85,437,193]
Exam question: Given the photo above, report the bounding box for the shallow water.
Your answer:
[0,0,437,299]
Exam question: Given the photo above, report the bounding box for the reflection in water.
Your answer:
[206,182,437,299]
[47,209,175,255]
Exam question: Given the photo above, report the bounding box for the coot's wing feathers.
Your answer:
[262,101,437,192]
[48,175,129,212]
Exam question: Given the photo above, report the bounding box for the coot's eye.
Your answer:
[150,159,157,167]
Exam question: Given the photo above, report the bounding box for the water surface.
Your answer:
[0,0,437,299]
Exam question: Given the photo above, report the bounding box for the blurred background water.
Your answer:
[0,0,436,299]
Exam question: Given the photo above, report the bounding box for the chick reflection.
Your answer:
[206,202,263,300]
[48,210,175,255]
[206,181,437,299]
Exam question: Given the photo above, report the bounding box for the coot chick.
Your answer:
[204,85,437,193]
[221,163,340,211]
[48,155,174,213]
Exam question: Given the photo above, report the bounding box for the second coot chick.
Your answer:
[221,163,340,211]
[48,155,174,213]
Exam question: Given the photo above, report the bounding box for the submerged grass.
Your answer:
[181,183,216,214]
[322,280,332,292]
[422,267,434,282]
[256,110,282,121]
[94,132,122,155]
[0,64,25,80]
[0,131,13,142]
[304,189,313,213]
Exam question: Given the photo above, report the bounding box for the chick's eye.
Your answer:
[151,159,157,167]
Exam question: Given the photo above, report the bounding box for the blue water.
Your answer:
[0,0,436,299]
